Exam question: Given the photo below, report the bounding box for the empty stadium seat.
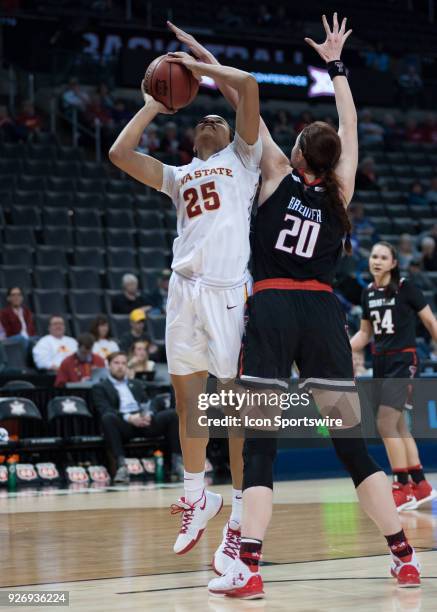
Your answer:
[73,247,105,268]
[33,290,69,314]
[18,174,44,191]
[35,246,68,267]
[4,227,35,246]
[105,193,133,209]
[42,207,72,227]
[45,191,75,208]
[57,146,84,161]
[10,205,41,227]
[2,266,32,289]
[81,161,108,179]
[76,178,104,193]
[73,208,102,228]
[52,160,80,178]
[107,248,137,269]
[105,209,135,229]
[23,160,52,176]
[69,290,106,314]
[2,245,33,267]
[72,314,98,336]
[46,177,75,193]
[75,228,105,248]
[137,230,168,249]
[147,314,166,342]
[14,190,44,206]
[75,192,104,208]
[106,179,128,194]
[1,143,26,158]
[106,229,136,248]
[27,143,57,160]
[34,266,67,290]
[69,267,102,289]
[43,227,74,248]
[109,314,130,338]
[138,248,169,269]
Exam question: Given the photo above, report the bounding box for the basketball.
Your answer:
[143,54,199,111]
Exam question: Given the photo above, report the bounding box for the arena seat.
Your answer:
[43,226,74,248]
[105,229,136,249]
[34,267,67,290]
[105,209,135,229]
[45,190,75,207]
[3,245,33,267]
[33,289,69,315]
[52,160,80,178]
[73,208,102,228]
[69,267,102,290]
[35,246,68,267]
[73,247,106,269]
[106,247,137,269]
[2,266,32,290]
[69,290,106,315]
[75,228,105,248]
[42,207,71,227]
[11,205,41,227]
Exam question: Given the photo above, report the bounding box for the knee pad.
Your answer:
[242,436,277,491]
[331,425,381,488]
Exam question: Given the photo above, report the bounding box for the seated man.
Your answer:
[55,333,106,387]
[91,351,181,483]
[32,315,77,372]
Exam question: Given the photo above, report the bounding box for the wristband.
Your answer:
[327,60,347,80]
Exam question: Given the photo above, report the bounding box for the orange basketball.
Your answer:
[143,54,199,111]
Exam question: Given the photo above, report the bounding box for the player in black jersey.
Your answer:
[170,14,422,597]
[351,241,437,512]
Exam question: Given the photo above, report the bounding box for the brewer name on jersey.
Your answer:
[287,196,322,223]
[181,167,234,185]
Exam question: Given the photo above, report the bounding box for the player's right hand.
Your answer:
[167,20,217,65]
[141,81,176,114]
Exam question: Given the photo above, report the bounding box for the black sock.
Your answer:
[240,538,262,571]
[385,529,413,559]
[408,464,425,484]
[393,469,409,485]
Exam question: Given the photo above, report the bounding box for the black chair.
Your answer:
[2,266,32,289]
[105,193,133,209]
[1,380,35,390]
[147,314,166,342]
[23,160,52,176]
[75,228,105,248]
[0,159,22,174]
[106,229,136,249]
[27,143,57,160]
[73,208,102,228]
[14,190,44,206]
[46,177,76,193]
[110,314,131,338]
[10,206,41,227]
[47,396,100,449]
[42,207,72,227]
[2,338,28,370]
[106,179,128,194]
[33,290,69,315]
[138,248,169,269]
[0,397,41,420]
[137,211,164,230]
[135,194,161,211]
[69,290,105,314]
[107,248,137,269]
[35,246,68,267]
[44,190,75,208]
[105,209,135,229]
[4,227,35,246]
[69,267,102,289]
[34,267,67,290]
[2,245,34,266]
[43,227,73,248]
[137,230,168,249]
[72,314,99,336]
[52,160,80,178]
[73,247,105,269]
[81,162,108,179]
[47,396,92,420]
[1,143,26,158]
[76,178,105,193]
[57,146,84,161]
[18,174,44,191]
[76,192,104,208]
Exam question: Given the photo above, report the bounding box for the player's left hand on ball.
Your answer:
[167,21,214,64]
[304,12,352,63]
[166,52,203,81]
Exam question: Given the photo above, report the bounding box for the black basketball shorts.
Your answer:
[238,281,355,393]
[372,350,419,411]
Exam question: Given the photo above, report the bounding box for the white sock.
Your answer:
[184,470,205,504]
[229,488,243,528]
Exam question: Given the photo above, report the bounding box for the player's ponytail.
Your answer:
[299,122,352,254]
[372,241,400,298]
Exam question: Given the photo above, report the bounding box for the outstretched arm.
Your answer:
[109,86,173,190]
[168,52,259,145]
[350,319,373,351]
[168,22,288,179]
[305,13,357,206]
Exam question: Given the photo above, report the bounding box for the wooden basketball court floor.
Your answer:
[1,476,437,611]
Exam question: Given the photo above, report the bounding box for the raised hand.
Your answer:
[166,51,203,80]
[167,21,214,64]
[304,13,352,63]
[140,82,175,114]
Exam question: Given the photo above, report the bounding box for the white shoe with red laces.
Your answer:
[208,558,264,599]
[171,489,223,555]
[390,549,421,587]
[212,521,241,576]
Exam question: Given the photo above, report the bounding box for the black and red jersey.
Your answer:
[251,170,344,285]
[361,279,427,353]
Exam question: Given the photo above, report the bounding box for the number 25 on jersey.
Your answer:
[183,181,221,219]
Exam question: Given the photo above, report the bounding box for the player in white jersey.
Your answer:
[109,52,261,572]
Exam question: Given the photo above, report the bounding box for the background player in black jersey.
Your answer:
[171,14,422,598]
[351,241,437,512]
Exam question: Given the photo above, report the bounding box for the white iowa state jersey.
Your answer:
[160,133,262,286]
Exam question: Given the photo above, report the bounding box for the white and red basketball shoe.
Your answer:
[392,482,418,512]
[212,521,241,576]
[208,558,264,599]
[390,548,421,587]
[171,489,223,554]
[411,480,437,508]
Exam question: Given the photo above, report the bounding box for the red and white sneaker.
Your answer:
[390,549,421,588]
[171,489,223,555]
[392,482,418,512]
[208,558,264,600]
[212,521,241,576]
[411,480,437,508]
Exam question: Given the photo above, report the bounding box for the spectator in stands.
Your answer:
[273,110,295,140]
[127,340,155,379]
[422,113,437,143]
[352,350,372,377]
[15,100,43,141]
[111,274,156,315]
[111,99,132,129]
[96,83,114,111]
[398,234,418,270]
[139,122,161,155]
[55,333,105,387]
[425,177,437,204]
[350,203,378,247]
[363,42,390,72]
[85,93,112,127]
[398,64,424,110]
[408,181,427,207]
[355,156,379,191]
[32,315,77,371]
[62,77,90,114]
[405,117,425,143]
[160,121,180,155]
[0,287,37,346]
[421,237,437,271]
[92,351,181,483]
[408,259,435,292]
[294,111,314,134]
[383,113,405,149]
[0,105,19,142]
[89,314,119,362]
[179,127,194,165]
[119,308,154,354]
[359,110,384,147]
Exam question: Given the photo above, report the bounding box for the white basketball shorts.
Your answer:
[166,273,250,379]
